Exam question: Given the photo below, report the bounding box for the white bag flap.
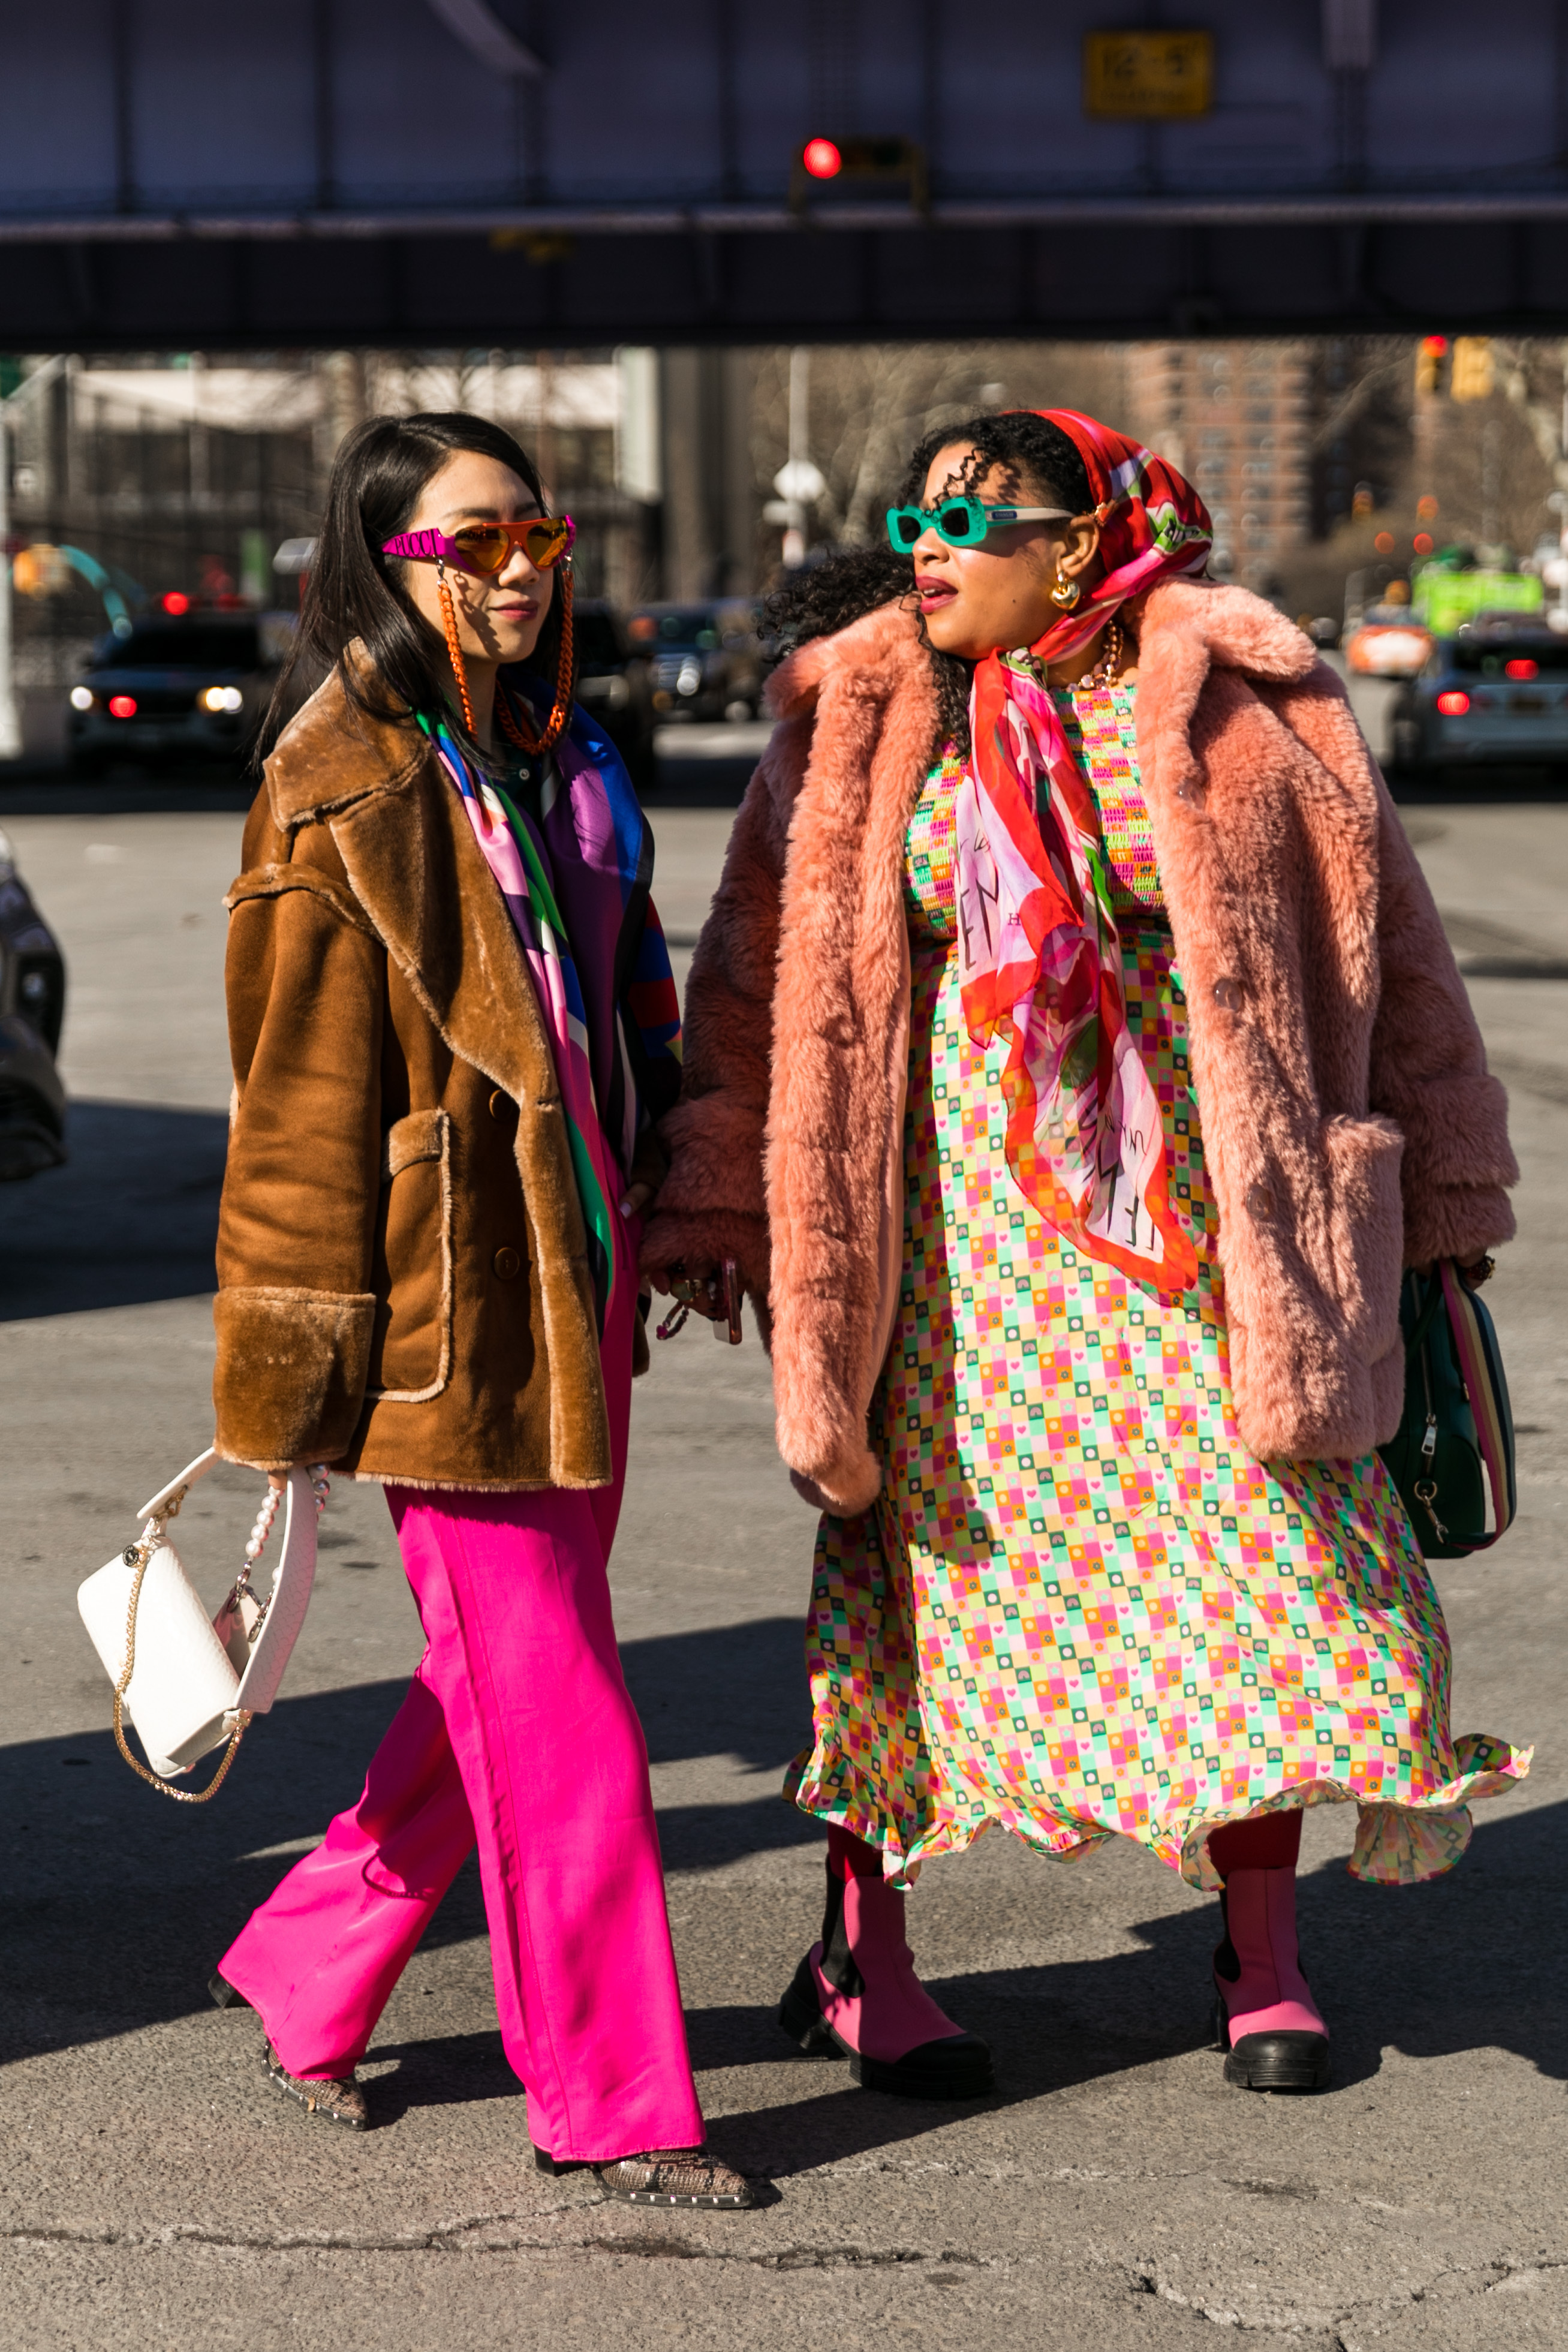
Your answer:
[233,1463,317,1717]
[77,1538,240,1774]
[139,1445,220,1523]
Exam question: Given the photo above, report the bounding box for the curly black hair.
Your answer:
[762,410,1096,757]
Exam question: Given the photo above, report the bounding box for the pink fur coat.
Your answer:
[642,580,1516,1514]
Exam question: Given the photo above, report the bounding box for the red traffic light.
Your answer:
[161,589,191,615]
[802,137,842,179]
[1420,335,1449,357]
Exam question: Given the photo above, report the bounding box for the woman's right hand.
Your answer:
[651,1257,729,1320]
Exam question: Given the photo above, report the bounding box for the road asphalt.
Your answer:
[0,777,1564,2351]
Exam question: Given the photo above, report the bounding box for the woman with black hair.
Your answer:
[646,407,1522,2102]
[207,412,752,2209]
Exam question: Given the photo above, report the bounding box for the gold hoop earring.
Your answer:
[1050,570,1082,610]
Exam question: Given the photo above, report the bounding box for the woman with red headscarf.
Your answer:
[643,411,1527,2099]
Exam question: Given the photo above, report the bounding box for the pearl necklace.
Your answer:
[1069,616,1124,694]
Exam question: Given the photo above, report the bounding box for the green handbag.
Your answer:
[1379,1259,1516,1559]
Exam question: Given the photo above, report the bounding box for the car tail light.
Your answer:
[1505,658,1539,680]
[1436,689,1470,716]
[108,694,137,718]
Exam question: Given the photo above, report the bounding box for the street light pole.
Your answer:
[0,400,16,762]
[0,355,71,764]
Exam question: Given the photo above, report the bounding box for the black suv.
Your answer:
[68,613,290,775]
[0,829,67,1179]
[570,600,657,787]
[628,602,764,723]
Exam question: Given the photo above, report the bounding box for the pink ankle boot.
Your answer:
[1213,1865,1330,2092]
[778,1861,994,2098]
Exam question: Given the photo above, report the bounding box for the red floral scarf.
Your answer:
[952,410,1212,1292]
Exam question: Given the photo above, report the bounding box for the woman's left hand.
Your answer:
[1411,1252,1494,1283]
[621,1182,654,1220]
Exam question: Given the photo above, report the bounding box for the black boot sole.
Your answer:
[1214,1998,1331,2092]
[1223,2029,1331,2092]
[777,1953,995,2099]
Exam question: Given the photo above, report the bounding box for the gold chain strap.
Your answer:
[111,1486,251,1804]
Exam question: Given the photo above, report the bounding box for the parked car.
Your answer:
[1390,618,1568,772]
[1343,605,1433,678]
[570,599,657,787]
[0,828,66,1180]
[627,601,764,722]
[67,612,292,776]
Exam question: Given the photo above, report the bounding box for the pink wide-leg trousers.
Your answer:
[218,1246,705,2162]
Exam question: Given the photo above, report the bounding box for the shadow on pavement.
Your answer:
[1388,763,1568,805]
[0,1099,226,1319]
[0,1623,820,2076]
[0,748,763,817]
[5,1608,1566,2180]
[4,753,1563,817]
[0,769,257,818]
[640,750,759,809]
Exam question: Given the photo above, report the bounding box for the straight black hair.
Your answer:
[763,410,1097,757]
[258,410,568,766]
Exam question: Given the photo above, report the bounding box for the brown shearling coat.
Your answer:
[214,664,624,1490]
[642,581,1518,1514]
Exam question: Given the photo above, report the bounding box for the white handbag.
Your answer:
[77,1447,325,1801]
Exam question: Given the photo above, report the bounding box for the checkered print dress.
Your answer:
[785,680,1527,1891]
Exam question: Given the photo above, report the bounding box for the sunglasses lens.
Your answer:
[523,520,570,567]
[937,501,976,543]
[889,510,922,549]
[453,527,510,573]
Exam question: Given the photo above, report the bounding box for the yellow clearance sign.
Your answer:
[1083,32,1214,118]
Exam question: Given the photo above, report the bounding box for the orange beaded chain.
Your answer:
[436,566,477,736]
[496,567,575,757]
[436,559,576,757]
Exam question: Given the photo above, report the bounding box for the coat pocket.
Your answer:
[366,1109,454,1404]
[1320,1112,1406,1366]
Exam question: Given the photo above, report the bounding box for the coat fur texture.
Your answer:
[215,660,615,1489]
[643,581,1516,1512]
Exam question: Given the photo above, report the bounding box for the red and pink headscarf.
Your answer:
[952,410,1212,1293]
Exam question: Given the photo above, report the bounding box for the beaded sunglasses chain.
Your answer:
[381,516,576,755]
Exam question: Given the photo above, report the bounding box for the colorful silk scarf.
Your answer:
[419,684,682,1330]
[952,409,1212,1292]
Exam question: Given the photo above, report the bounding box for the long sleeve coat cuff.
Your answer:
[213,1286,376,1470]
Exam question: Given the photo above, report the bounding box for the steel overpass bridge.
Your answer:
[1,0,1567,348]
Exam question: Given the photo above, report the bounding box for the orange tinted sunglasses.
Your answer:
[381,516,576,576]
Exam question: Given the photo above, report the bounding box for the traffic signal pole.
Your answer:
[0,356,70,765]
